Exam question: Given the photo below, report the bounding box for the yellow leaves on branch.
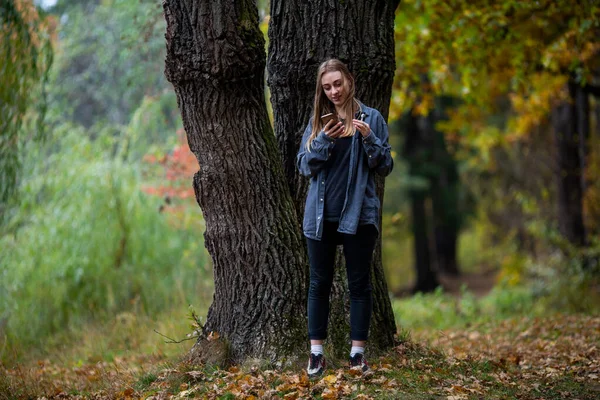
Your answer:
[542,27,600,75]
[391,0,599,164]
[508,73,568,140]
[413,94,434,116]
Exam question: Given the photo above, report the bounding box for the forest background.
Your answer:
[1,0,599,398]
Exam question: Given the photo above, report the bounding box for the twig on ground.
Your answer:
[153,330,196,344]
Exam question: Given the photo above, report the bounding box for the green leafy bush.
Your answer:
[0,124,210,357]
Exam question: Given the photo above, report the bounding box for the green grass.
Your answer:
[392,284,545,331]
[0,305,207,399]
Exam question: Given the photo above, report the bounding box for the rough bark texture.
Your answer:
[551,81,586,248]
[267,0,400,355]
[163,0,308,363]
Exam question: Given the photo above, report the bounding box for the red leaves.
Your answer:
[142,128,197,205]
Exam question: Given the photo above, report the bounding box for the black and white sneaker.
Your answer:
[307,353,326,378]
[349,353,370,374]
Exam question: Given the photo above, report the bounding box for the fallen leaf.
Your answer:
[176,388,198,398]
[276,383,292,392]
[321,388,339,399]
[299,373,310,387]
[185,370,204,380]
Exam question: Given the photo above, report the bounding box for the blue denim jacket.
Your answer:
[296,103,393,240]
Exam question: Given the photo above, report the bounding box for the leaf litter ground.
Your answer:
[1,314,598,399]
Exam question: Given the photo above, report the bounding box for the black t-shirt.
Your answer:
[324,136,353,221]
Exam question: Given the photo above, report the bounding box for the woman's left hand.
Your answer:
[352,119,370,137]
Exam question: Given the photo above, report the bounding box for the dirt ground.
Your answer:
[394,268,500,298]
[437,268,499,297]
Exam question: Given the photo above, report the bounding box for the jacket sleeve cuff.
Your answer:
[361,131,375,144]
[317,131,335,144]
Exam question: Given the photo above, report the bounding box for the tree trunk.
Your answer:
[551,80,586,247]
[163,0,308,363]
[596,95,600,138]
[576,84,590,243]
[404,109,439,293]
[267,0,400,354]
[431,98,461,276]
[410,189,439,292]
[577,82,590,190]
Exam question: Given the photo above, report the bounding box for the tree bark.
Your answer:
[576,84,590,243]
[267,0,400,354]
[404,108,439,293]
[551,80,586,247]
[431,98,461,276]
[410,189,439,292]
[577,83,590,186]
[163,0,308,363]
[596,95,600,138]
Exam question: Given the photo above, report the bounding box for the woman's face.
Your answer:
[321,71,347,107]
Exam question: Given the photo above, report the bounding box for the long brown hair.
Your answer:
[306,59,357,151]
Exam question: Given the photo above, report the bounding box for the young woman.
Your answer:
[296,59,393,377]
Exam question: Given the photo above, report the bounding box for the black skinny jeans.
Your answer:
[307,221,378,341]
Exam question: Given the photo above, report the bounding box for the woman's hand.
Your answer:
[324,120,345,139]
[352,119,370,137]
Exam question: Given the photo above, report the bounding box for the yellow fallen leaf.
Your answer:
[451,385,468,393]
[321,388,339,399]
[378,363,392,372]
[276,383,291,392]
[299,373,309,387]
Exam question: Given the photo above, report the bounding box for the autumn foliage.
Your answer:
[393,0,600,244]
[1,0,55,202]
[2,314,599,398]
[142,128,198,205]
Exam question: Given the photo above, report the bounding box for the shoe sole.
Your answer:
[308,371,324,379]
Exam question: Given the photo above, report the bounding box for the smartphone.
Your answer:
[320,113,339,126]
